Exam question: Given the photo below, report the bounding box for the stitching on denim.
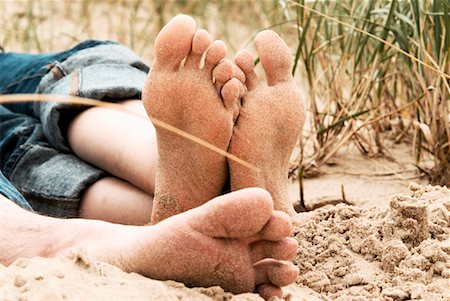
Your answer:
[2,143,34,178]
[78,68,83,98]
[0,72,48,94]
[22,193,79,218]
[69,68,80,96]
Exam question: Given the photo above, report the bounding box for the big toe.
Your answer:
[255,30,293,85]
[188,188,274,238]
[153,14,196,71]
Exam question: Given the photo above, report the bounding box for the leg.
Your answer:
[1,188,298,299]
[230,31,306,218]
[68,103,155,224]
[67,101,158,195]
[142,15,242,223]
[79,176,152,225]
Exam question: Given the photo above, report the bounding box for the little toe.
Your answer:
[188,188,273,239]
[153,14,197,71]
[250,237,298,262]
[254,30,293,86]
[234,49,260,90]
[204,40,227,71]
[221,78,242,121]
[185,29,213,68]
[255,284,283,300]
[254,259,299,288]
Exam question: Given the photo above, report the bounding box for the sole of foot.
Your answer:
[77,188,299,300]
[229,30,306,219]
[142,14,244,223]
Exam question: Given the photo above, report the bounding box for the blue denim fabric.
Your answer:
[0,40,117,115]
[0,170,32,211]
[0,41,149,217]
[35,43,149,151]
[0,105,106,217]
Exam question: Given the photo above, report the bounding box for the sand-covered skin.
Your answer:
[230,31,305,217]
[2,184,448,300]
[293,183,450,301]
[142,15,243,223]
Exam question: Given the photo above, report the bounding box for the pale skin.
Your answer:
[70,17,304,225]
[0,14,305,299]
[0,190,298,299]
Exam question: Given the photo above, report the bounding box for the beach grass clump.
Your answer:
[281,0,449,185]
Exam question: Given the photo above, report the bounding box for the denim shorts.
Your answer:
[0,170,32,211]
[0,40,149,217]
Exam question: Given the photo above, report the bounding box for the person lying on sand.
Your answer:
[0,14,304,299]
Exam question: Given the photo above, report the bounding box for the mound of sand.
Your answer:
[1,184,449,301]
[293,183,450,301]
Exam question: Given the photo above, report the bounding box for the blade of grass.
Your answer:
[288,0,450,80]
[0,94,259,173]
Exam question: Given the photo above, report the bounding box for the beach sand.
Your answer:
[1,147,449,301]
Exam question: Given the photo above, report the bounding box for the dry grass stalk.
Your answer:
[0,94,259,173]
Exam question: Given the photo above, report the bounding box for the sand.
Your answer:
[292,183,450,301]
[2,182,448,301]
[1,252,261,301]
[1,145,449,301]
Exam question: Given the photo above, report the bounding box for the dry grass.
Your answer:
[1,0,449,185]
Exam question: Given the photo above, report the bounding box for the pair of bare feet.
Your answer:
[137,14,304,298]
[144,14,304,223]
[2,14,304,300]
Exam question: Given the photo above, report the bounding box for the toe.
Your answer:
[254,259,299,288]
[255,30,293,86]
[153,14,196,71]
[185,29,213,68]
[248,211,293,242]
[233,64,246,84]
[255,284,283,300]
[221,78,242,122]
[213,59,235,90]
[188,188,273,238]
[204,40,227,71]
[234,49,260,90]
[250,237,298,262]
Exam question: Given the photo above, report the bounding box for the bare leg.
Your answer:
[142,15,242,223]
[67,101,157,195]
[0,188,298,299]
[230,31,306,218]
[79,176,152,225]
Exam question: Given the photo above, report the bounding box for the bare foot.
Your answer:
[142,15,242,223]
[230,30,306,218]
[2,188,298,299]
[85,188,298,299]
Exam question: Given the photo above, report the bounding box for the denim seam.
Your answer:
[0,71,49,94]
[2,143,34,179]
[21,194,80,217]
[78,68,83,98]
[70,68,81,97]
